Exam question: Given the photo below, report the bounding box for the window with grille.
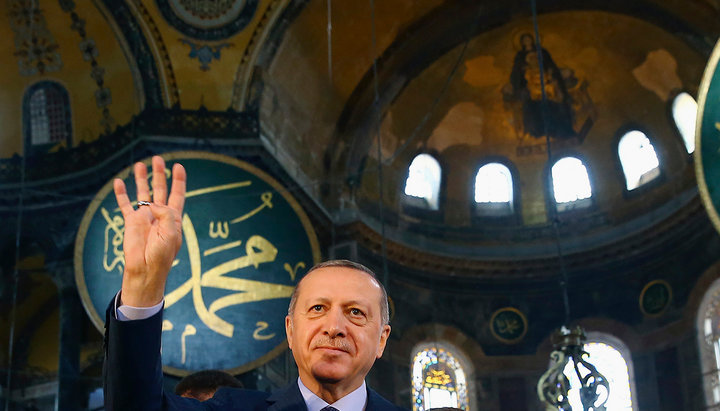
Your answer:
[24,81,71,156]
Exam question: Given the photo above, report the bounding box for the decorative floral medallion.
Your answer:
[157,0,259,40]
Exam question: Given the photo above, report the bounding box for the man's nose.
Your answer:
[323,307,346,337]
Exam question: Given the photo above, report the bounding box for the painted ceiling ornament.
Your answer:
[180,39,232,71]
[7,0,63,76]
[157,0,258,40]
[176,0,242,21]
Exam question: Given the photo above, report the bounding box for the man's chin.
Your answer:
[311,364,349,385]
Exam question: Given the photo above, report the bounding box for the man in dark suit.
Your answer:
[104,156,405,411]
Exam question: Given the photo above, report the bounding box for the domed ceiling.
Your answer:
[254,0,720,269]
[356,11,702,232]
[1,0,719,272]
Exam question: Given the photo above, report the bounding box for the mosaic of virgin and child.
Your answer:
[502,33,596,143]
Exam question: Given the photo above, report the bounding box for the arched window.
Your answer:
[474,163,513,216]
[23,81,72,157]
[563,335,635,410]
[618,130,660,190]
[551,157,592,211]
[412,343,469,411]
[404,154,442,210]
[697,278,720,408]
[672,92,697,154]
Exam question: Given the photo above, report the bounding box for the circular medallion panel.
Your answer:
[639,280,672,317]
[157,0,258,40]
[489,307,528,344]
[75,151,321,375]
[697,39,720,236]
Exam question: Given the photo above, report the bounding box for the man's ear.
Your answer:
[285,315,293,350]
[376,325,391,359]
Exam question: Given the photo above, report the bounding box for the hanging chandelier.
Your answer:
[537,326,610,410]
[524,0,611,409]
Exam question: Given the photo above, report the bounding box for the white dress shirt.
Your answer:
[298,377,368,411]
[114,291,163,321]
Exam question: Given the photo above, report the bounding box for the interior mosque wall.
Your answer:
[0,0,720,409]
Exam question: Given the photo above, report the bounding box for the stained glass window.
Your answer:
[618,130,660,190]
[551,157,592,210]
[404,154,442,210]
[23,81,71,156]
[697,278,720,408]
[412,345,468,411]
[672,92,697,154]
[563,341,634,410]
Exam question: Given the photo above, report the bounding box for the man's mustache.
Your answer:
[312,337,352,353]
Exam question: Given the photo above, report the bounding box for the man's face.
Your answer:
[285,267,391,390]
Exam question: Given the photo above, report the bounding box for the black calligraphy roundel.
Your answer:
[75,151,321,375]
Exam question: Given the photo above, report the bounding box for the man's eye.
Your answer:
[350,308,364,316]
[311,305,324,312]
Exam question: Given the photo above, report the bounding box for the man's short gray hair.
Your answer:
[287,259,390,325]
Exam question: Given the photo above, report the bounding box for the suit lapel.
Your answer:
[267,382,308,411]
[366,388,395,411]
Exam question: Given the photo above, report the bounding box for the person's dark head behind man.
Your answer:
[175,369,243,401]
[285,259,392,403]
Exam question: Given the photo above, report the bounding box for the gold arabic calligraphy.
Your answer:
[495,317,521,335]
[101,207,125,274]
[101,180,302,340]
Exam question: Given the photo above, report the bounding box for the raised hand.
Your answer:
[113,156,187,307]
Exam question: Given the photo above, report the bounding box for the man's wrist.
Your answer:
[120,275,166,308]
[114,291,164,321]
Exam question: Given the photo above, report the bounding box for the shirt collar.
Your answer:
[297,377,368,411]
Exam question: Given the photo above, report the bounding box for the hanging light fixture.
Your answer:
[537,326,610,410]
[524,1,610,409]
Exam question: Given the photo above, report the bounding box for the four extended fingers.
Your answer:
[116,156,185,215]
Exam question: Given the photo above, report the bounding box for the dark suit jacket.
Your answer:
[103,301,406,411]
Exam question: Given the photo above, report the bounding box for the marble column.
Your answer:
[49,261,83,411]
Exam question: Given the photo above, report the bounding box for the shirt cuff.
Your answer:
[114,291,164,321]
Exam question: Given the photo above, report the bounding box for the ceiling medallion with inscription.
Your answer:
[157,0,258,40]
[697,38,720,236]
[75,151,321,375]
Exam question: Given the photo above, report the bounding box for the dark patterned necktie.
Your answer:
[320,406,339,411]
